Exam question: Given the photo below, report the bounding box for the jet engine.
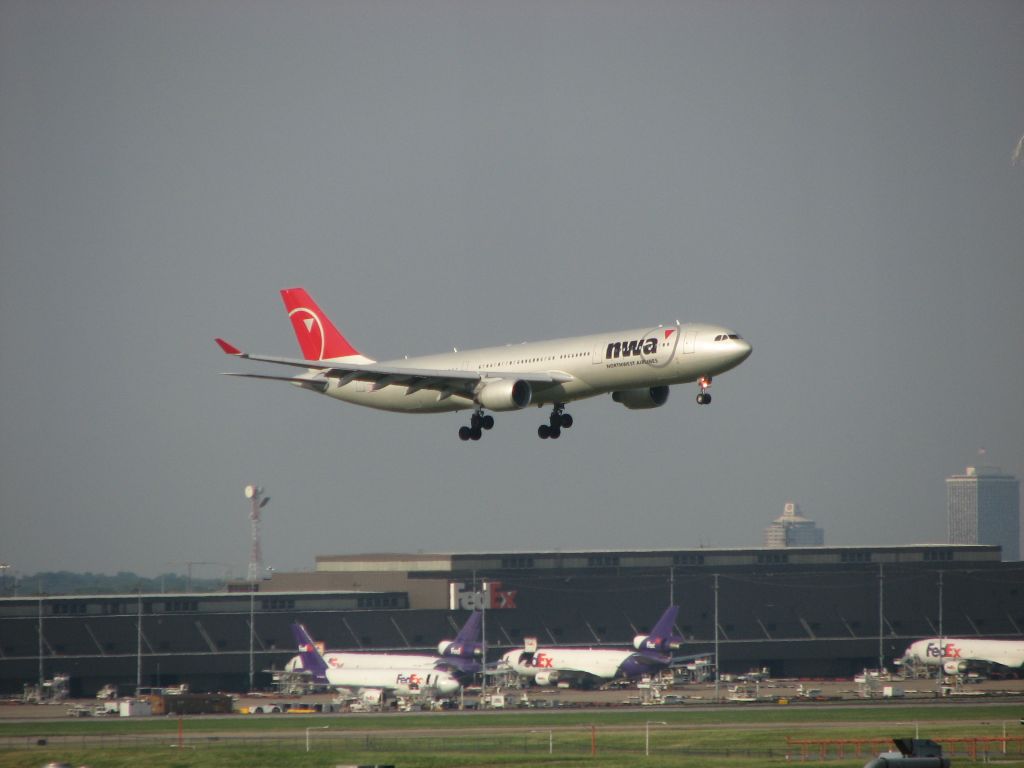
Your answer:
[476,379,532,411]
[633,634,681,652]
[611,385,670,410]
[437,640,481,658]
[535,670,559,686]
[943,660,968,675]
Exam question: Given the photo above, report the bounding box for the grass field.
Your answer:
[1,703,1022,768]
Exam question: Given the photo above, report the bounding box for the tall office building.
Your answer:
[947,465,1020,561]
[763,502,825,548]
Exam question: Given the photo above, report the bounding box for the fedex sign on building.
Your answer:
[449,581,517,610]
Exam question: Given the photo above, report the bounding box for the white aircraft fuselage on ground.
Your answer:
[502,647,642,686]
[218,288,752,440]
[285,614,483,681]
[322,666,461,698]
[899,638,1024,672]
[290,623,461,698]
[500,606,684,687]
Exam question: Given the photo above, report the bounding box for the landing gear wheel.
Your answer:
[462,410,492,440]
[543,403,572,436]
[696,376,713,405]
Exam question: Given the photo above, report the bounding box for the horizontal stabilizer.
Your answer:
[221,372,327,393]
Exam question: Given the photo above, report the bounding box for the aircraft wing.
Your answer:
[433,657,480,679]
[668,652,712,669]
[216,339,573,397]
[544,667,610,687]
[221,372,328,392]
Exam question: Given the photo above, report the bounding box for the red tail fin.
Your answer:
[280,287,361,361]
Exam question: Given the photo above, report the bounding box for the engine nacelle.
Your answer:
[633,634,681,652]
[477,379,532,411]
[612,385,670,410]
[534,670,559,686]
[943,660,967,675]
[438,640,481,658]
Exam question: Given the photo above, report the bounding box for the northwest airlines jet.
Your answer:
[216,288,752,441]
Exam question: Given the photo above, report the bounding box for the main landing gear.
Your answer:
[696,376,712,405]
[538,403,573,440]
[458,410,494,441]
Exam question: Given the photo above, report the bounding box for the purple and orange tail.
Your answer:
[290,623,329,682]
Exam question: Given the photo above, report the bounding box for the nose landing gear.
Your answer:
[458,410,495,441]
[538,403,573,439]
[696,376,712,405]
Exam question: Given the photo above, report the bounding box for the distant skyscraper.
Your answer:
[947,465,1020,561]
[763,502,825,548]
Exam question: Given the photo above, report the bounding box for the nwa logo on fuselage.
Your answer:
[606,337,659,359]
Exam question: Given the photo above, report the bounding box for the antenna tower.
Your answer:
[244,485,270,582]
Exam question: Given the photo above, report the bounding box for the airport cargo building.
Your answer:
[1,544,1022,696]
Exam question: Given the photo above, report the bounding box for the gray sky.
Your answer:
[2,1,1022,579]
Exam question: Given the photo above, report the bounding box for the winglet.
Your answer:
[215,338,242,356]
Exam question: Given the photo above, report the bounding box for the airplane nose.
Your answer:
[439,677,460,695]
[736,339,752,362]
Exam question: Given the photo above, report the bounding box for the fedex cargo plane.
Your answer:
[501,606,685,688]
[898,638,1024,674]
[216,288,751,441]
[291,624,461,699]
[286,613,482,681]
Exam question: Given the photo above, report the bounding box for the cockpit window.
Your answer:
[714,333,743,341]
[728,334,742,340]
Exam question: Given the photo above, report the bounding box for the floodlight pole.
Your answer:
[936,571,944,696]
[713,573,720,702]
[878,563,884,673]
[136,589,143,692]
[38,596,44,692]
[248,584,255,693]
[481,581,489,706]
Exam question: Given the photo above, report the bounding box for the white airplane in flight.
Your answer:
[216,287,752,441]
[500,606,685,688]
[291,624,461,700]
[897,638,1024,674]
